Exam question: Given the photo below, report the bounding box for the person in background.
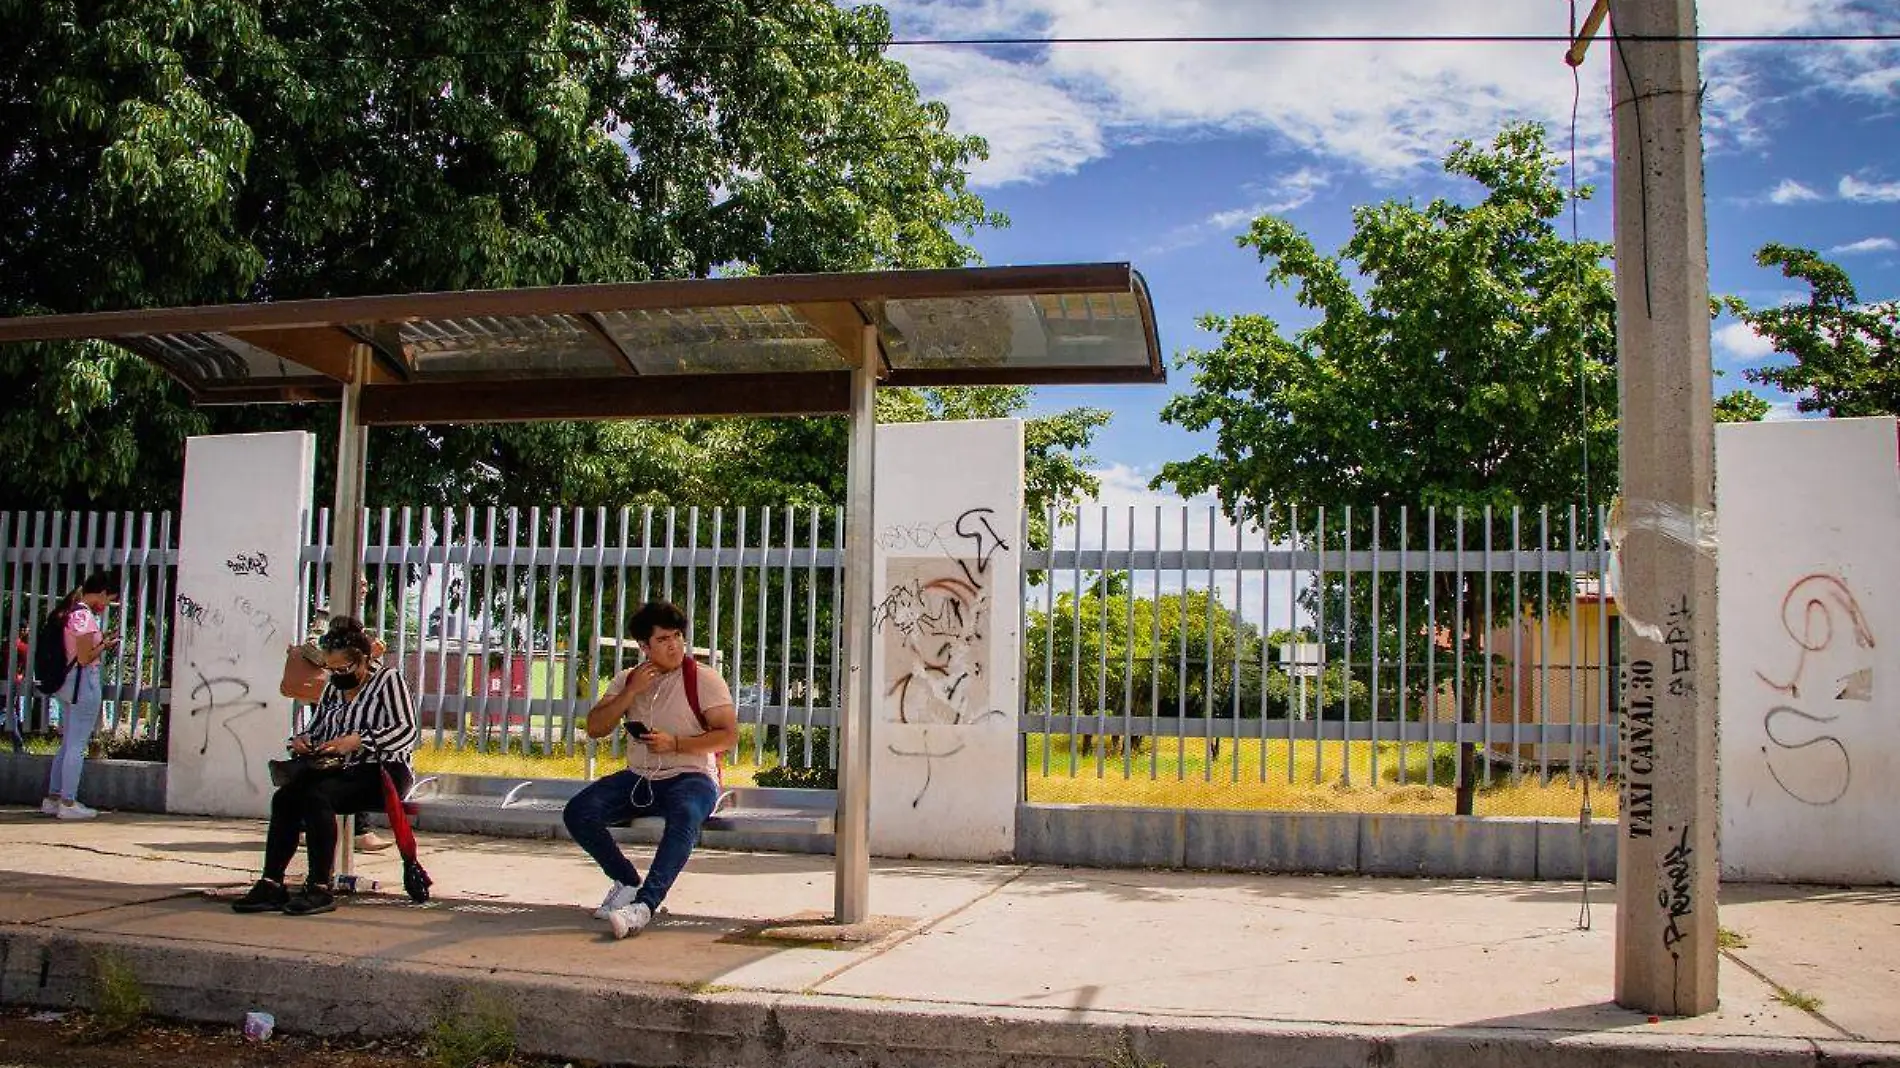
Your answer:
[9,627,28,753]
[42,572,120,819]
[235,615,419,916]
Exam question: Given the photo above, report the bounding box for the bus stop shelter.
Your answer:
[0,264,1163,923]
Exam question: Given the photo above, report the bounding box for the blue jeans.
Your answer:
[47,667,102,803]
[563,769,718,911]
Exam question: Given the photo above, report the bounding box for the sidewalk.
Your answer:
[2,806,1896,1067]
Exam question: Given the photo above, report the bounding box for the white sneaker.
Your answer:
[56,801,99,820]
[608,902,652,939]
[593,881,637,920]
[40,797,59,816]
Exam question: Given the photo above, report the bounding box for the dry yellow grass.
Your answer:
[410,733,1615,819]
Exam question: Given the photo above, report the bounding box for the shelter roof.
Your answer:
[0,264,1160,422]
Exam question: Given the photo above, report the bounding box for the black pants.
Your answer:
[262,761,411,885]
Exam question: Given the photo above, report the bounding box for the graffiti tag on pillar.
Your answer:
[186,657,269,790]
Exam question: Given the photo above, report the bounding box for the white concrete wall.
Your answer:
[870,419,1023,861]
[1717,416,1900,883]
[166,432,316,817]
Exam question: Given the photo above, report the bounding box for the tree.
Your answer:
[1713,388,1770,423]
[1153,122,1618,812]
[1725,244,1900,418]
[1,0,1106,518]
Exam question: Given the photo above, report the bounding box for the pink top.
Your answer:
[63,604,99,664]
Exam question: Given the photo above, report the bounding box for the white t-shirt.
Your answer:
[603,661,733,781]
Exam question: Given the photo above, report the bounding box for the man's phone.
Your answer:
[623,720,650,740]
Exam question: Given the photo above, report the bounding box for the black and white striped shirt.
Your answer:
[306,664,420,765]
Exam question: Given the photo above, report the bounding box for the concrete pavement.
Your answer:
[1,806,1895,1066]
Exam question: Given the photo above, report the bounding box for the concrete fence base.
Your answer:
[1014,804,1618,882]
[0,753,167,813]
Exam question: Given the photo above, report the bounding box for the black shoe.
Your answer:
[283,883,336,916]
[231,879,289,914]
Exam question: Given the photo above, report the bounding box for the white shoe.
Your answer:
[56,801,99,820]
[608,902,652,939]
[593,881,637,920]
[40,797,59,816]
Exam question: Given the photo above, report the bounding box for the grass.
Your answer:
[1718,927,1749,950]
[1772,986,1824,1014]
[1102,1035,1167,1068]
[82,951,150,1042]
[412,729,1613,818]
[425,989,518,1068]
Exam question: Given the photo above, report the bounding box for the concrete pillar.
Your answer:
[166,432,317,817]
[869,419,1024,861]
[1609,0,1720,1016]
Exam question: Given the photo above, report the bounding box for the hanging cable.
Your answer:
[1568,0,1595,933]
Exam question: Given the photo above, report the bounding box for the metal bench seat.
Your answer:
[398,773,837,837]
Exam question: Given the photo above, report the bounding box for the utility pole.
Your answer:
[1603,0,1721,1016]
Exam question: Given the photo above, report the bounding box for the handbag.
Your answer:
[280,641,328,703]
[268,751,345,789]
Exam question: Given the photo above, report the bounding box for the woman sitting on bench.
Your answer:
[233,615,420,916]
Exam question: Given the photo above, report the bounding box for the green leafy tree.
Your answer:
[1,0,1106,520]
[1152,123,1617,812]
[1714,388,1770,423]
[1724,244,1900,418]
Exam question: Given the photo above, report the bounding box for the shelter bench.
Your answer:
[338,774,836,874]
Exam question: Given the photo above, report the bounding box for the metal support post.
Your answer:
[329,343,372,886]
[1608,0,1720,1016]
[834,326,877,924]
[329,344,371,621]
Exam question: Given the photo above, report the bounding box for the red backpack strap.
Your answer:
[681,655,706,729]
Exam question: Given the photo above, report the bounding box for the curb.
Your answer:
[2,926,1891,1068]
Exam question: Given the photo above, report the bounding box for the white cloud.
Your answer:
[1144,167,1332,255]
[1764,401,1805,422]
[1828,236,1898,255]
[883,0,1897,189]
[1714,321,1777,362]
[899,47,1104,186]
[1767,178,1825,205]
[1840,174,1900,203]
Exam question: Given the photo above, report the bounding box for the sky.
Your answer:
[869,0,1900,532]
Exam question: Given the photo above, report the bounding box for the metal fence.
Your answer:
[311,504,846,773]
[5,501,1623,810]
[1020,503,1620,801]
[1,511,177,741]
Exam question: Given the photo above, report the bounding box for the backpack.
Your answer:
[33,605,78,700]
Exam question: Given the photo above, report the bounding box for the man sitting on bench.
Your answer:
[565,601,737,939]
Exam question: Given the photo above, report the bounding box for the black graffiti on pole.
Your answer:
[225,551,270,578]
[1754,573,1871,807]
[1659,824,1695,954]
[1621,658,1656,839]
[886,710,1006,807]
[186,657,270,790]
[951,508,1010,586]
[176,594,222,630]
[1664,595,1694,698]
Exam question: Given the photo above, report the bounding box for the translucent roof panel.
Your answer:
[594,305,847,375]
[0,264,1161,420]
[874,291,1150,371]
[400,314,622,379]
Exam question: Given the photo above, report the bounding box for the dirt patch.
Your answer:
[0,1008,580,1068]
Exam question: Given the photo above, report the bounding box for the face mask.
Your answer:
[330,669,364,691]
